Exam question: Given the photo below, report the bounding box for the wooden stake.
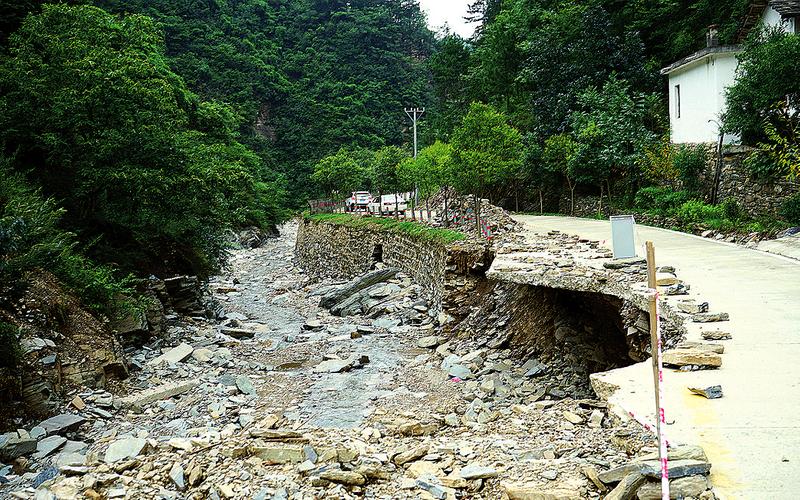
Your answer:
[646,241,663,462]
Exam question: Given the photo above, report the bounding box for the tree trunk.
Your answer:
[539,189,543,214]
[474,193,481,238]
[394,192,399,219]
[442,190,450,227]
[567,178,575,216]
[599,183,604,215]
[515,188,519,212]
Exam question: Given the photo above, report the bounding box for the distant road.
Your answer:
[513,215,800,500]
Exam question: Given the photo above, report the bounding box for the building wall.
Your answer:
[763,5,797,32]
[668,53,740,144]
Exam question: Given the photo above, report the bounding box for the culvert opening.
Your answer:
[372,244,383,264]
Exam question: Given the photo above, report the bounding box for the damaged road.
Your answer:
[1,221,717,499]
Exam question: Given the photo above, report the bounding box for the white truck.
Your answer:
[368,193,410,215]
[345,191,373,212]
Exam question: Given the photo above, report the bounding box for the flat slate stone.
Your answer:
[117,380,198,408]
[0,434,37,461]
[691,312,730,323]
[38,414,87,436]
[459,464,499,480]
[104,437,147,463]
[235,375,257,396]
[641,459,711,479]
[689,385,723,399]
[147,342,194,365]
[33,435,67,459]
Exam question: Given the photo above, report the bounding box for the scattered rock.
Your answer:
[117,380,198,408]
[251,445,306,464]
[691,312,729,323]
[0,434,37,461]
[459,464,499,480]
[689,385,723,399]
[417,336,442,348]
[235,375,257,396]
[38,414,87,436]
[605,472,646,500]
[701,330,731,341]
[169,462,185,491]
[319,469,366,486]
[147,342,194,365]
[104,437,147,463]
[636,475,709,499]
[33,436,67,460]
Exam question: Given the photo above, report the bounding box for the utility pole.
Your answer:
[405,107,425,212]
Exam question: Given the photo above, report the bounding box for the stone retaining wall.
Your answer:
[716,146,799,217]
[295,217,492,312]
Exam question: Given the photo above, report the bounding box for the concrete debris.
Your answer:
[689,385,724,399]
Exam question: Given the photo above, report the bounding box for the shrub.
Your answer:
[634,187,691,213]
[721,199,742,220]
[673,145,708,194]
[675,200,724,224]
[779,194,800,225]
[0,158,136,315]
[0,322,21,369]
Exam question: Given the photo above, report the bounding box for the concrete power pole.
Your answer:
[404,107,425,211]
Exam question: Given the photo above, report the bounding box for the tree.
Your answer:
[310,148,367,198]
[522,135,559,214]
[398,141,453,220]
[569,76,660,208]
[725,27,800,158]
[372,146,409,217]
[0,4,284,276]
[451,103,522,236]
[543,134,578,215]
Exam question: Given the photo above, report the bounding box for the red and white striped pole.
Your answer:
[646,241,669,500]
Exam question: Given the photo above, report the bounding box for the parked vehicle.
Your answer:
[368,193,409,214]
[345,191,373,212]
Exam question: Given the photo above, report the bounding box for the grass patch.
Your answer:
[306,213,467,244]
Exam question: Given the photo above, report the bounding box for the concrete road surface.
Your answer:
[513,215,800,500]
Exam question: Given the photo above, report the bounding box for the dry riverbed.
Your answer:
[1,222,697,499]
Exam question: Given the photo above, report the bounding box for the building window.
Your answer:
[674,84,681,119]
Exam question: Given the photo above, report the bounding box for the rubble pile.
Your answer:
[1,216,728,499]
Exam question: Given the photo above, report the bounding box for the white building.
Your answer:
[661,1,799,145]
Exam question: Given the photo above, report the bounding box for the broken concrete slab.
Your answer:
[662,349,722,368]
[691,312,729,323]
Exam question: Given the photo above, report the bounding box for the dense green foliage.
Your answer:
[0,4,285,278]
[725,27,800,178]
[780,194,800,225]
[306,213,465,244]
[0,156,134,313]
